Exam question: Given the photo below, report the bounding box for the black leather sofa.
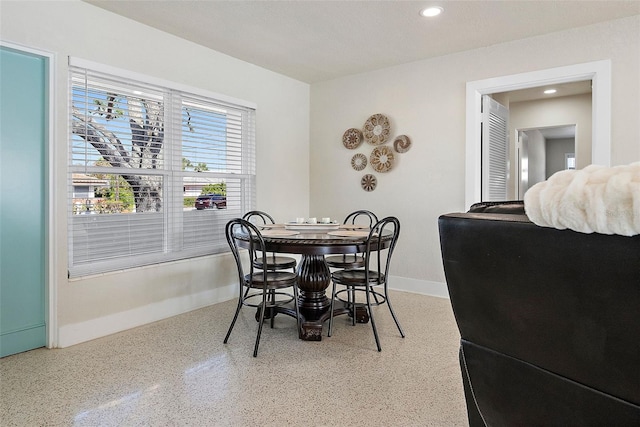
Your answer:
[438,201,640,426]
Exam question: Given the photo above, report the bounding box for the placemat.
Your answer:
[261,230,300,237]
[327,230,370,238]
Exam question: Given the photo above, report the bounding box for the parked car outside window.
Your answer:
[195,194,226,210]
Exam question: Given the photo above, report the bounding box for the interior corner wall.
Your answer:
[0,0,310,348]
[309,15,640,287]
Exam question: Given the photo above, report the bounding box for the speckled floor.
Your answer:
[1,291,467,426]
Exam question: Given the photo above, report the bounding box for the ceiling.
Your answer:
[85,0,639,84]
[498,80,593,103]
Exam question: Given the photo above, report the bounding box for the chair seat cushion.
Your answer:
[253,255,296,270]
[245,271,297,289]
[332,269,384,285]
[325,254,365,269]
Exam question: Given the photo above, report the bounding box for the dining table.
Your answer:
[238,223,393,341]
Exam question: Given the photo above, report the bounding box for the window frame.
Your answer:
[67,57,256,278]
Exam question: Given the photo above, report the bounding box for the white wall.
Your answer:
[1,0,310,347]
[310,16,640,287]
[525,130,547,188]
[546,138,576,178]
[509,93,592,197]
[510,95,592,166]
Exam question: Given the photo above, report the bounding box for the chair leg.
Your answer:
[270,289,276,329]
[293,283,301,339]
[366,284,382,352]
[350,286,356,326]
[224,290,245,344]
[385,286,405,338]
[328,280,337,337]
[253,289,268,357]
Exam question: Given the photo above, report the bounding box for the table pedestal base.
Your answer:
[253,254,370,340]
[294,254,329,341]
[298,305,369,340]
[295,254,369,341]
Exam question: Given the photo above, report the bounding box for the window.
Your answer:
[68,58,255,277]
[565,153,576,170]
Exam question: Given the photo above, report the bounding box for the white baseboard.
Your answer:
[389,276,450,299]
[57,284,237,348]
[57,277,448,348]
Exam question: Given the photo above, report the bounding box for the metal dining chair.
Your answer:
[242,211,297,273]
[224,218,301,357]
[327,216,405,352]
[325,210,378,269]
[326,210,379,322]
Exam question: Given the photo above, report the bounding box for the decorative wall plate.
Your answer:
[361,174,377,192]
[393,135,412,153]
[342,128,363,149]
[370,145,394,173]
[351,153,367,171]
[363,114,391,145]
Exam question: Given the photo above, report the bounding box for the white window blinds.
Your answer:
[68,58,255,277]
[481,95,509,201]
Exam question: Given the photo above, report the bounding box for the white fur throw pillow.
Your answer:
[524,162,640,236]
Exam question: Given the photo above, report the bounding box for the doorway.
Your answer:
[465,60,611,208]
[517,125,576,198]
[0,44,52,356]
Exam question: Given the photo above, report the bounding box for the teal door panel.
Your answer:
[0,46,47,357]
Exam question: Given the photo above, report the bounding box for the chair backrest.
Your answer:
[343,210,378,227]
[242,210,276,225]
[241,211,279,262]
[226,218,268,285]
[364,216,400,284]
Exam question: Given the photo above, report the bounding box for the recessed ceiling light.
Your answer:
[420,6,443,18]
[544,89,557,94]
